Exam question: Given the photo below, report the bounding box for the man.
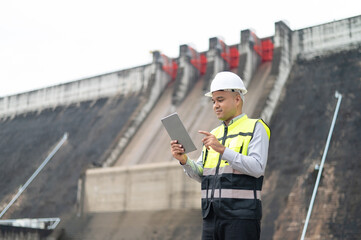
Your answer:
[170,71,270,240]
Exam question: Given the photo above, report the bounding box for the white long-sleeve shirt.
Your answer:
[181,114,269,182]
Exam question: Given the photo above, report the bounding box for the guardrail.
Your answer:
[300,91,343,240]
[0,218,60,230]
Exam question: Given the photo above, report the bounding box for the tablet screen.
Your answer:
[161,112,197,153]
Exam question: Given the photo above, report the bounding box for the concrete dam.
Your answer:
[0,15,361,239]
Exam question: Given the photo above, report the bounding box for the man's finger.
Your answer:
[198,130,212,136]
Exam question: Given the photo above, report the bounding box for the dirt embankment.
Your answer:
[261,47,361,239]
[0,94,142,219]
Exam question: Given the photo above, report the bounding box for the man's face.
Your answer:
[211,91,241,124]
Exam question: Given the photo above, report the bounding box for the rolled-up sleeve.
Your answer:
[181,155,203,183]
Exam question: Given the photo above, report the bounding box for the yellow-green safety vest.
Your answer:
[201,114,270,219]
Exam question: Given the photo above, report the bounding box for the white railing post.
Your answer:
[300,91,342,240]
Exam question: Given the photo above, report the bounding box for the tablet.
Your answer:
[161,112,197,153]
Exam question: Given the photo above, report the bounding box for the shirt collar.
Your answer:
[223,113,246,127]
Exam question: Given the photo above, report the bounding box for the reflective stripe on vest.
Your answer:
[202,189,262,200]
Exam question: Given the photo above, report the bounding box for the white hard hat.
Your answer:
[205,71,247,97]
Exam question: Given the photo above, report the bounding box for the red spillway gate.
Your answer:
[161,54,178,80]
[261,39,274,62]
[252,36,274,62]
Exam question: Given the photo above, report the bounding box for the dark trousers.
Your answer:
[202,207,261,240]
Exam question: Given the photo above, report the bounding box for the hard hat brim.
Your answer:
[204,91,212,97]
[204,89,247,97]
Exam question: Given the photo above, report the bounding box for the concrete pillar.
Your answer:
[172,45,200,106]
[102,54,171,167]
[261,21,293,124]
[203,37,229,93]
[237,29,262,88]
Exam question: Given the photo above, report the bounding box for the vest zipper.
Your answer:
[210,125,228,202]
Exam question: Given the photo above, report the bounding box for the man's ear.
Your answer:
[235,94,242,105]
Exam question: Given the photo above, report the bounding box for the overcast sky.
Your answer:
[0,0,359,97]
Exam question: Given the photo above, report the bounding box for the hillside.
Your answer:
[0,94,143,219]
[262,47,361,239]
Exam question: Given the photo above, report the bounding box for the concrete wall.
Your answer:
[0,65,152,118]
[260,15,361,124]
[82,162,200,213]
[292,15,361,59]
[0,225,60,240]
